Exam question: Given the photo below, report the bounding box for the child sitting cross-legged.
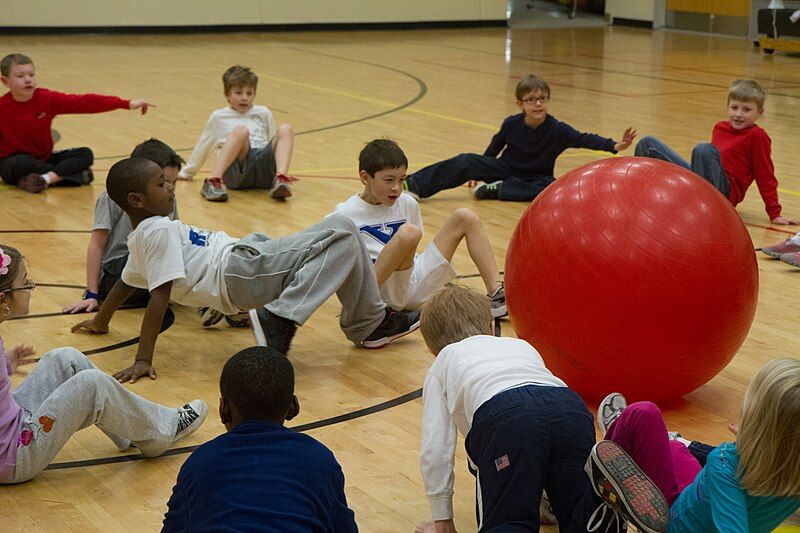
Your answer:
[71,157,420,383]
[333,139,506,318]
[415,284,669,533]
[596,358,800,533]
[0,244,207,484]
[162,346,358,531]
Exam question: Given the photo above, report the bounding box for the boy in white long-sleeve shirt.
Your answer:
[180,65,295,202]
[416,285,669,533]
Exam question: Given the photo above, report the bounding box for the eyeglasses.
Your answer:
[521,96,549,104]
[4,280,35,293]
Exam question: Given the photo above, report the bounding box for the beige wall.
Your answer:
[1,0,507,27]
[606,0,666,27]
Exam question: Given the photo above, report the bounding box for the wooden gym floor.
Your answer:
[1,24,800,532]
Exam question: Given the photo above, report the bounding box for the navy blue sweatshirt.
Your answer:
[162,421,358,533]
[484,113,617,177]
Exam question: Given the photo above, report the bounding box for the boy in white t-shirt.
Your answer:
[71,157,420,384]
[415,285,669,533]
[180,65,296,202]
[333,139,506,318]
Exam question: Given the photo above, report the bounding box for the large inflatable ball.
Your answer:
[505,157,758,402]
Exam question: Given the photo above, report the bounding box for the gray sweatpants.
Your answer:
[224,214,386,343]
[6,347,178,484]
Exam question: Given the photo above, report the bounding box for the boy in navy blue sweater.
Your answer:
[162,347,358,532]
[405,75,636,202]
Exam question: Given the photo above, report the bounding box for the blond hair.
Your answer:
[420,284,492,354]
[222,65,258,94]
[516,75,551,101]
[737,358,800,497]
[728,79,766,109]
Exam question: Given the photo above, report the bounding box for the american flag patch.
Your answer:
[495,455,510,471]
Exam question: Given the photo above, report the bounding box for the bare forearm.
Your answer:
[94,279,135,325]
[85,242,104,293]
[134,283,172,364]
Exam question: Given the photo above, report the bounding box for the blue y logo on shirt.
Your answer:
[358,220,406,245]
[188,228,209,247]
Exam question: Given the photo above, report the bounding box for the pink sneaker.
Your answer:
[780,251,800,268]
[762,238,800,258]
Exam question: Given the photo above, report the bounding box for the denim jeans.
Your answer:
[634,136,730,197]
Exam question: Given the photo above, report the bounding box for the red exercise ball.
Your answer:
[505,157,758,402]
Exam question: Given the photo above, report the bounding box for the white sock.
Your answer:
[790,9,800,23]
[789,232,800,245]
[40,173,52,185]
[676,437,691,447]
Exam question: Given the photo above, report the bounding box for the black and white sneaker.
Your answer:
[224,312,251,328]
[597,392,627,437]
[585,440,669,533]
[174,400,208,443]
[362,309,421,348]
[489,283,508,319]
[249,308,297,355]
[198,307,225,327]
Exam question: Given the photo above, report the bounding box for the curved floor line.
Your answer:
[44,387,423,471]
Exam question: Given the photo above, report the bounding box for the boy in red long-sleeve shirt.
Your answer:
[0,53,151,193]
[635,79,798,226]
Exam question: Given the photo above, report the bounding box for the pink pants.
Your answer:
[605,401,702,506]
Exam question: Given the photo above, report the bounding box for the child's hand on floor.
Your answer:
[113,360,157,384]
[129,99,154,115]
[8,344,36,375]
[62,297,100,314]
[771,216,800,226]
[71,318,108,334]
[614,127,637,152]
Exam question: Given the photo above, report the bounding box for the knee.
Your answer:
[692,143,719,159]
[231,125,250,141]
[451,207,480,228]
[625,401,662,422]
[328,213,358,234]
[69,368,107,392]
[44,347,88,368]
[395,223,422,247]
[276,123,294,139]
[634,136,656,154]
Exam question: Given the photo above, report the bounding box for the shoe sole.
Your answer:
[271,183,292,199]
[781,254,800,268]
[248,309,268,347]
[362,319,421,349]
[202,194,228,202]
[591,441,669,533]
[597,392,625,436]
[763,248,798,258]
[19,179,46,193]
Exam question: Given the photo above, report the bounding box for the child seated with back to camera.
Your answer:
[179,65,296,202]
[0,244,207,485]
[636,79,799,227]
[71,157,420,383]
[162,346,358,532]
[403,75,636,202]
[415,284,668,533]
[0,53,150,193]
[595,357,800,532]
[61,139,248,328]
[333,139,506,318]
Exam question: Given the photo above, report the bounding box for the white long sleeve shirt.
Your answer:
[420,335,566,520]
[179,105,276,179]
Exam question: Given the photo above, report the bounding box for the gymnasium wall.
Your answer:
[0,1,507,28]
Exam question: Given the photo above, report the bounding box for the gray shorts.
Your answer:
[223,143,276,190]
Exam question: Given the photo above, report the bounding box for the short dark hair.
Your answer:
[220,347,294,422]
[223,65,258,94]
[0,244,23,293]
[515,75,550,101]
[359,139,408,176]
[1,54,33,77]
[106,157,161,211]
[130,138,185,169]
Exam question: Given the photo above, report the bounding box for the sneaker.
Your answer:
[201,177,228,202]
[403,179,421,201]
[362,308,421,348]
[780,251,800,268]
[539,490,558,525]
[18,173,47,193]
[585,440,669,533]
[270,173,297,200]
[489,283,508,319]
[762,238,800,258]
[198,307,225,327]
[597,392,627,437]
[249,307,297,355]
[474,180,501,200]
[224,312,251,328]
[667,431,682,440]
[174,400,208,443]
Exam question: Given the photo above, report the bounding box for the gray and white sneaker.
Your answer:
[597,392,627,437]
[489,283,508,319]
[198,307,225,327]
[174,400,208,443]
[539,490,558,525]
[201,177,228,202]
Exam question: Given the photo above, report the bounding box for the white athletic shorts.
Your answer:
[381,242,457,311]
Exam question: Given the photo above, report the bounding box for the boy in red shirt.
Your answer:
[0,53,150,193]
[635,79,798,226]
